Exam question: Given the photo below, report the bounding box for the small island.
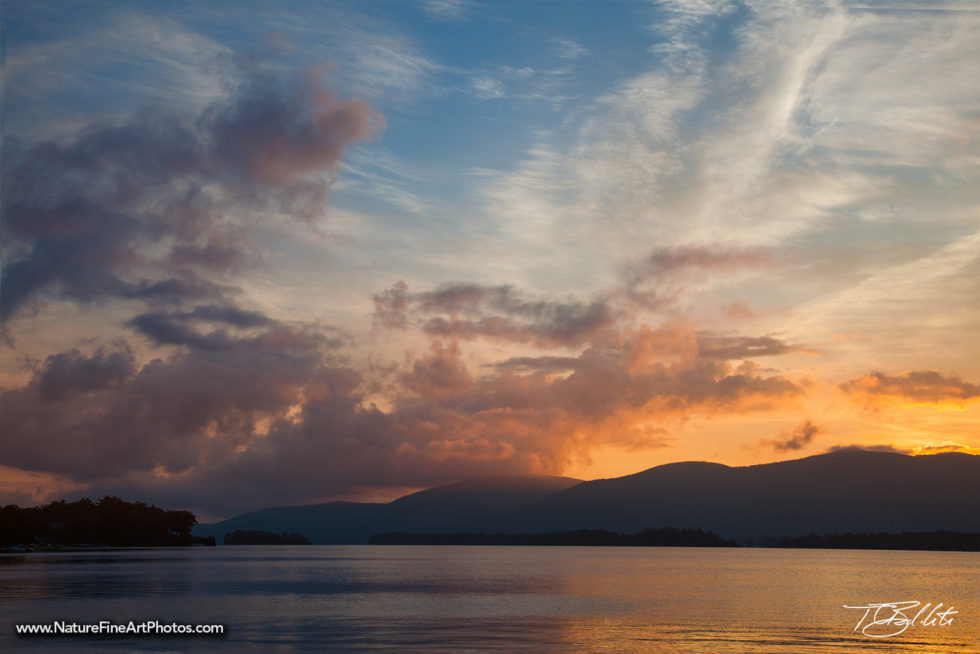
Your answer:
[0,496,211,549]
[369,527,737,547]
[223,529,312,545]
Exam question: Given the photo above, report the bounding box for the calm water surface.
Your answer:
[2,546,978,652]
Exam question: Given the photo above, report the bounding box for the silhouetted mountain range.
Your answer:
[195,450,980,544]
[195,475,580,544]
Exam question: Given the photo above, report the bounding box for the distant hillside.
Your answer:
[195,501,388,544]
[195,451,980,544]
[506,450,980,541]
[195,475,581,544]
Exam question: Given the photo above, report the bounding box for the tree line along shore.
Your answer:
[0,497,213,549]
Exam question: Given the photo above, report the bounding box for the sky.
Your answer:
[2,0,979,520]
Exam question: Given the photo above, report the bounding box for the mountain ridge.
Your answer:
[194,450,980,544]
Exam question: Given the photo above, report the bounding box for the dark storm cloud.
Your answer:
[184,304,272,328]
[126,301,276,350]
[37,346,136,402]
[127,313,241,351]
[122,277,234,305]
[1,67,382,322]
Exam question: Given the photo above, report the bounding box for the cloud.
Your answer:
[638,245,770,277]
[492,356,583,372]
[724,302,754,320]
[471,75,505,99]
[825,444,910,455]
[824,442,980,457]
[649,0,737,74]
[398,340,472,398]
[373,280,411,330]
[10,3,975,518]
[0,323,330,483]
[696,334,812,359]
[1,66,383,323]
[472,1,980,285]
[551,38,588,60]
[37,346,136,402]
[624,246,771,309]
[0,314,805,516]
[841,370,980,405]
[911,442,980,456]
[374,281,618,348]
[422,0,471,21]
[394,323,803,420]
[3,12,232,136]
[764,419,820,452]
[182,304,273,328]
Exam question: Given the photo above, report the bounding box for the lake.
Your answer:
[2,546,978,652]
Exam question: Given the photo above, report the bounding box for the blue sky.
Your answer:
[2,0,979,518]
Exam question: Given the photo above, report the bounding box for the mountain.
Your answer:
[505,450,980,541]
[193,501,388,544]
[195,475,582,544]
[195,451,980,543]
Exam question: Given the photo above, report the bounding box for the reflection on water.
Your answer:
[2,546,977,652]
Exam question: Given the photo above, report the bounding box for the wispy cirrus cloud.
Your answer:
[3,11,232,134]
[551,37,588,60]
[421,0,473,21]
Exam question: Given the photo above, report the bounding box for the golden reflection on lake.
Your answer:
[2,546,977,652]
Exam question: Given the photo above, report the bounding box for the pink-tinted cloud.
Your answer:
[211,68,383,186]
[724,301,755,320]
[398,340,472,398]
[1,66,382,323]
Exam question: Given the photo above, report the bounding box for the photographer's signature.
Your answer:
[843,601,957,638]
